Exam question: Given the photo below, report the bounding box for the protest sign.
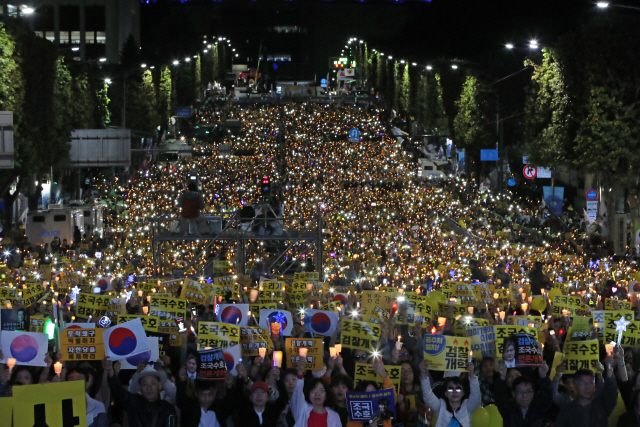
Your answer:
[76,293,110,318]
[321,301,342,312]
[0,397,10,427]
[593,310,634,341]
[197,322,240,349]
[118,336,159,369]
[512,334,543,367]
[294,272,320,281]
[196,347,227,380]
[117,314,159,333]
[1,308,28,331]
[149,296,188,334]
[494,325,538,359]
[102,318,151,361]
[303,309,339,336]
[258,280,285,302]
[61,328,105,361]
[248,303,277,321]
[604,317,640,347]
[1,331,49,366]
[423,334,470,372]
[604,298,632,311]
[180,279,210,304]
[452,283,477,306]
[13,381,87,427]
[403,294,433,325]
[453,316,489,336]
[568,316,592,341]
[258,310,294,336]
[285,338,324,370]
[211,278,240,300]
[222,344,242,375]
[507,316,542,329]
[159,279,182,294]
[217,304,250,326]
[354,363,401,392]
[468,325,496,359]
[340,319,382,350]
[346,388,395,423]
[29,315,46,333]
[563,340,600,373]
[239,326,272,356]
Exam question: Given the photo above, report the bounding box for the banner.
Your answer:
[117,315,159,333]
[13,381,87,427]
[149,296,188,334]
[61,328,105,361]
[359,291,396,318]
[119,336,160,370]
[303,309,339,336]
[494,325,538,359]
[568,316,592,341]
[0,397,10,427]
[102,318,151,361]
[423,334,470,372]
[543,186,564,216]
[1,331,49,366]
[593,310,633,341]
[180,279,210,304]
[512,334,543,367]
[346,388,395,423]
[452,283,477,306]
[604,298,632,311]
[258,310,294,336]
[1,308,28,331]
[285,338,324,370]
[294,272,320,281]
[403,294,433,325]
[354,363,401,393]
[563,340,600,373]
[507,316,542,329]
[159,279,182,294]
[469,326,496,359]
[248,303,277,321]
[196,347,227,380]
[211,278,239,300]
[239,326,272,356]
[29,315,46,333]
[258,280,285,302]
[340,319,382,350]
[76,293,111,318]
[217,304,250,326]
[197,322,240,349]
[604,318,640,347]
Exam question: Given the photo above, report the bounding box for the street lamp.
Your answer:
[99,57,107,62]
[597,2,609,7]
[104,78,112,85]
[529,40,539,49]
[173,60,179,65]
[451,64,459,69]
[505,43,514,49]
[22,7,34,14]
[426,65,433,70]
[141,63,147,68]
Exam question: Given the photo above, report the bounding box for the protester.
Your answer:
[291,359,341,427]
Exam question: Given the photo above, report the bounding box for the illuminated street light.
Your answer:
[426,65,433,70]
[99,57,107,62]
[22,6,34,14]
[140,64,146,68]
[505,43,514,49]
[173,60,179,65]
[451,64,459,69]
[529,40,539,49]
[596,2,609,7]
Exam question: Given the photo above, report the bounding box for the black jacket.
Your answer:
[555,375,618,427]
[229,379,286,427]
[176,378,234,427]
[494,376,553,427]
[617,410,640,427]
[108,373,177,427]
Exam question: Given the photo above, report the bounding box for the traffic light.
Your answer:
[261,175,270,195]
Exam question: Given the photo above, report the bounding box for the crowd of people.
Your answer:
[0,103,639,427]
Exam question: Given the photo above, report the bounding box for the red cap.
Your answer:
[250,381,269,394]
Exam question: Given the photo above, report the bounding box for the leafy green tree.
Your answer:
[126,69,159,136]
[400,64,411,114]
[92,80,110,128]
[157,66,172,129]
[70,68,92,129]
[195,53,202,101]
[414,73,450,135]
[453,74,495,177]
[375,52,384,95]
[362,43,369,84]
[391,61,400,111]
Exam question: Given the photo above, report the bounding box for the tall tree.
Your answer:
[195,53,202,101]
[400,64,411,114]
[391,61,400,111]
[157,66,172,130]
[375,52,384,95]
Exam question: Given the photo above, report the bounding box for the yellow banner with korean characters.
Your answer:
[604,298,632,311]
[340,319,382,350]
[61,328,105,361]
[423,334,470,372]
[240,326,273,356]
[551,295,582,316]
[354,363,401,392]
[76,293,111,318]
[149,296,188,334]
[285,338,324,370]
[593,310,634,342]
[118,315,159,333]
[494,325,538,359]
[452,283,477,306]
[259,280,285,301]
[563,339,600,373]
[29,315,46,333]
[249,303,277,321]
[197,321,240,349]
[180,279,210,304]
[294,272,319,281]
[604,318,640,347]
[404,294,434,325]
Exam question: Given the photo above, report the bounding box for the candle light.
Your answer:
[334,344,342,354]
[249,289,259,303]
[521,303,528,312]
[273,351,283,368]
[138,290,143,297]
[259,348,267,358]
[299,347,308,359]
[467,306,474,315]
[396,335,403,350]
[499,311,505,321]
[306,283,314,291]
[605,343,614,357]
[329,347,337,358]
[469,350,473,363]
[54,361,63,375]
[7,358,16,373]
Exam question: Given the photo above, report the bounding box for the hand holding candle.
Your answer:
[334,344,342,354]
[54,361,63,375]
[259,347,267,358]
[7,358,16,373]
[396,335,403,350]
[273,351,283,368]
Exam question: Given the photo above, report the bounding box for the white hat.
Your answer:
[130,364,168,394]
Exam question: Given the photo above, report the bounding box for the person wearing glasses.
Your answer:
[419,360,481,427]
[291,359,342,427]
[555,354,619,427]
[493,360,552,427]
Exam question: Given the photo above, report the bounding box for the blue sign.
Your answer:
[543,186,564,216]
[348,128,360,142]
[480,149,499,161]
[174,107,191,118]
[321,78,327,84]
[586,189,598,201]
[346,388,395,423]
[508,178,516,186]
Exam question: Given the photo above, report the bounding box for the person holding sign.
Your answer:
[176,376,232,427]
[555,359,619,427]
[104,356,177,427]
[493,360,552,427]
[419,359,480,427]
[291,359,342,427]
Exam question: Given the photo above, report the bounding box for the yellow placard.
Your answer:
[550,351,564,378]
[149,296,188,334]
[287,292,308,304]
[118,315,159,332]
[340,319,382,350]
[211,280,240,300]
[604,298,632,311]
[452,283,477,306]
[0,397,11,427]
[197,322,240,349]
[136,282,155,293]
[294,272,319,281]
[423,334,470,372]
[493,325,538,359]
[551,295,583,316]
[290,280,309,292]
[354,363,401,392]
[475,283,495,304]
[159,279,182,294]
[321,301,342,312]
[404,294,433,325]
[29,315,46,333]
[240,326,273,356]
[563,340,600,373]
[453,317,490,336]
[604,318,640,347]
[359,291,397,316]
[76,293,111,318]
[593,310,634,341]
[180,279,211,304]
[286,338,324,370]
[469,326,496,359]
[60,328,105,361]
[507,316,543,329]
[13,381,87,427]
[249,303,277,321]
